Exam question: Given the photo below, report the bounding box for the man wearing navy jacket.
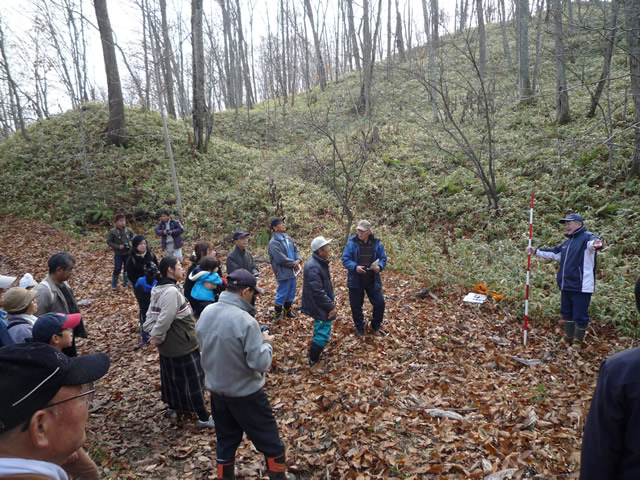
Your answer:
[527,213,603,351]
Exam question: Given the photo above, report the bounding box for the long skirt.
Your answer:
[159,349,207,414]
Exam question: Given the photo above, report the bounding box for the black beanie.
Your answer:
[131,235,145,251]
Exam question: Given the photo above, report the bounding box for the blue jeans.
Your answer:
[274,277,296,306]
[560,291,592,327]
[312,318,334,348]
[348,285,385,331]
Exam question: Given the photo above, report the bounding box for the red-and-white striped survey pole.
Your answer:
[524,192,534,346]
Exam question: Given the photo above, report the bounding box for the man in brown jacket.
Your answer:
[34,253,88,357]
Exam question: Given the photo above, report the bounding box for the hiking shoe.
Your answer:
[165,408,178,420]
[356,329,365,337]
[197,415,215,429]
[372,328,387,336]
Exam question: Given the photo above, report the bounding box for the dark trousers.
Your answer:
[212,388,285,462]
[560,290,592,327]
[113,253,127,275]
[348,285,385,331]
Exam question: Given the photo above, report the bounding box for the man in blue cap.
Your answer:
[526,213,603,351]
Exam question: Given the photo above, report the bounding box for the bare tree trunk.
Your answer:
[304,0,327,91]
[477,0,487,77]
[532,0,544,93]
[362,0,373,115]
[150,16,184,222]
[553,0,570,124]
[0,23,29,139]
[498,0,514,72]
[430,0,439,120]
[624,0,640,176]
[192,0,207,152]
[346,0,361,71]
[518,0,533,101]
[588,0,619,118]
[159,0,177,118]
[235,0,255,109]
[395,0,406,62]
[387,0,392,78]
[140,0,151,109]
[94,0,127,147]
[460,0,469,32]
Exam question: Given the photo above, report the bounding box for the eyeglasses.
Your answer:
[45,387,95,408]
[20,384,95,432]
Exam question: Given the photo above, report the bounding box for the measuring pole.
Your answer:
[524,192,534,346]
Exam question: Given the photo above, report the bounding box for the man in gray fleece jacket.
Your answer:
[196,269,295,480]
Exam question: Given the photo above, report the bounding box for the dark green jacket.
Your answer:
[107,226,133,255]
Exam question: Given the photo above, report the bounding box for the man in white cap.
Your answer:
[301,236,337,366]
[0,273,17,347]
[342,220,387,336]
[526,213,602,351]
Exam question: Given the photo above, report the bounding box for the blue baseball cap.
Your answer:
[559,214,583,224]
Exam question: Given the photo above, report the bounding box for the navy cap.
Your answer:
[0,343,110,433]
[227,268,264,294]
[559,213,583,224]
[232,231,251,241]
[32,313,82,343]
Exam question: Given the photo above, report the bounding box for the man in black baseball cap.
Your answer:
[526,213,603,352]
[0,342,110,478]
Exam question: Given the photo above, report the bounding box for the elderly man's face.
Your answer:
[273,222,286,234]
[563,220,582,235]
[46,385,89,462]
[357,229,371,242]
[235,236,249,250]
[56,262,75,283]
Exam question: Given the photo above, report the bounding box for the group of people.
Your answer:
[3,209,640,479]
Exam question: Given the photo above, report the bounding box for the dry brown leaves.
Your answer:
[0,216,629,479]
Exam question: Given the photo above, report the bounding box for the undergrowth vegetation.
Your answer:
[1,3,638,334]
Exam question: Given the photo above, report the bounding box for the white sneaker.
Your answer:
[197,415,215,429]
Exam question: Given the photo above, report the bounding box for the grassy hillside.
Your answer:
[1,3,638,332]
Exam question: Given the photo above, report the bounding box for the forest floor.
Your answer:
[0,216,633,479]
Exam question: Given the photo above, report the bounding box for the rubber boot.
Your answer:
[561,320,575,347]
[284,301,297,319]
[572,324,587,352]
[123,273,129,288]
[274,304,284,323]
[266,454,295,480]
[140,329,149,345]
[111,274,119,291]
[217,461,235,479]
[309,343,323,366]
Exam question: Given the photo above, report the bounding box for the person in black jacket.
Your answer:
[126,235,159,346]
[580,276,640,479]
[301,237,336,366]
[226,231,260,278]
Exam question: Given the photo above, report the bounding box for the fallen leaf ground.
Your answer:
[0,217,632,479]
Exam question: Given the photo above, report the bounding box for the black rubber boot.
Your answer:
[284,301,297,318]
[217,461,235,479]
[309,343,323,366]
[274,304,284,322]
[266,454,295,480]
